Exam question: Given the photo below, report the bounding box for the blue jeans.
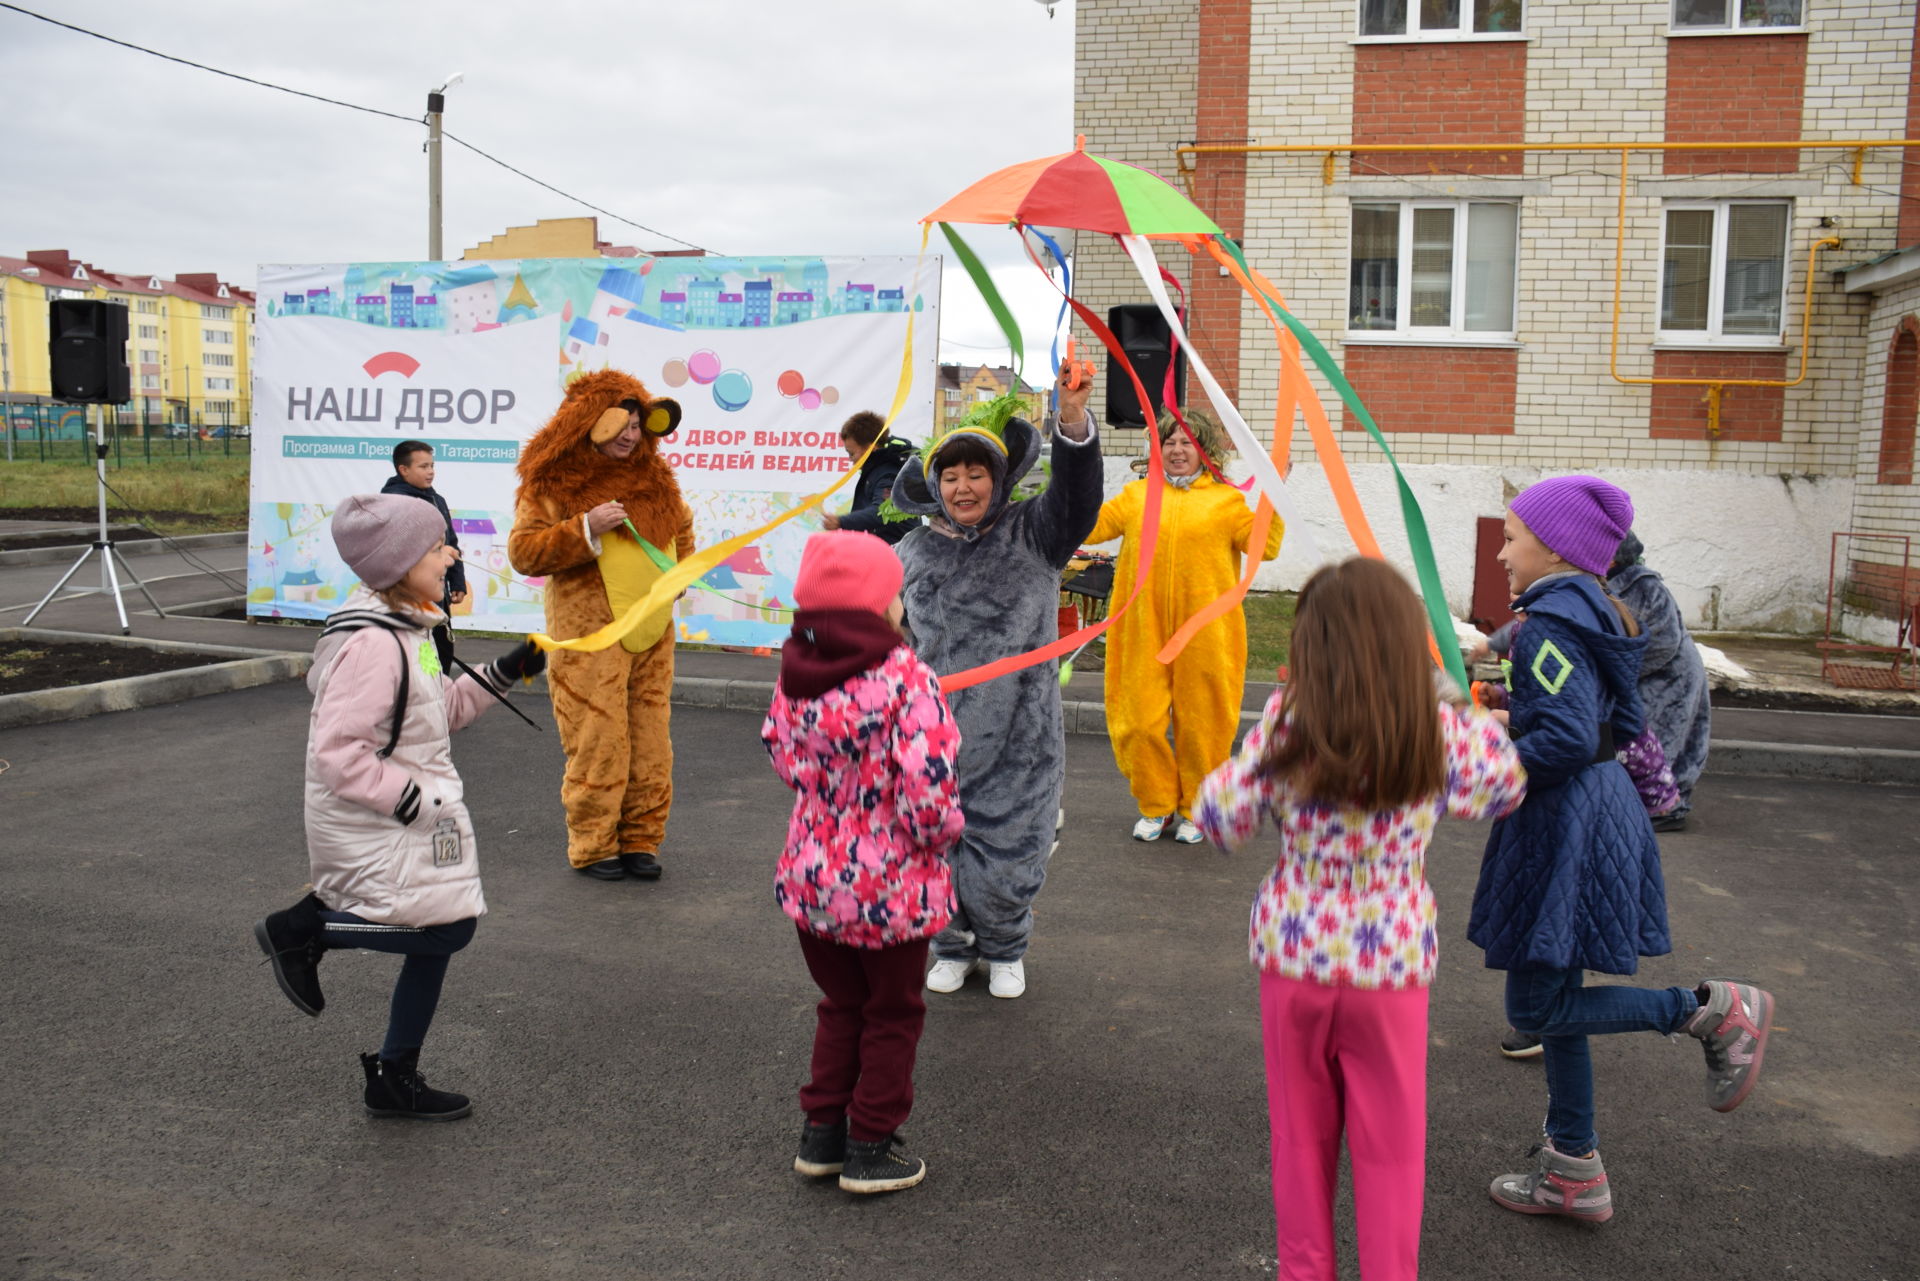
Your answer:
[1504,966,1697,1155]
[320,912,477,1059]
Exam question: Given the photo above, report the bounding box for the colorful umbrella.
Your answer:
[923,136,1220,238]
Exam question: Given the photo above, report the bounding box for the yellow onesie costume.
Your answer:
[508,370,693,870]
[1089,473,1283,821]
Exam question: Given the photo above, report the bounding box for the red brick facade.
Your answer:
[1188,0,1250,402]
[1846,558,1919,621]
[1879,317,1919,485]
[1664,33,1809,174]
[1341,346,1518,434]
[1352,42,1527,176]
[1647,350,1789,440]
[1904,4,1920,249]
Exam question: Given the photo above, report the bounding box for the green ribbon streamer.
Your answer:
[939,222,1023,379]
[623,521,790,615]
[1215,237,1470,694]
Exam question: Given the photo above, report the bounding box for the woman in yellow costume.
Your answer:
[508,370,692,883]
[1089,408,1283,844]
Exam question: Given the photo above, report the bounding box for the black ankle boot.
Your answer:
[838,1133,926,1194]
[254,892,328,1016]
[360,1051,472,1121]
[794,1117,848,1176]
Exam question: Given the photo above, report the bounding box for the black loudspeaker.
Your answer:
[49,299,130,403]
[1103,303,1186,428]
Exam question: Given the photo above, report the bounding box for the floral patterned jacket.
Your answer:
[762,644,965,948]
[1195,693,1526,989]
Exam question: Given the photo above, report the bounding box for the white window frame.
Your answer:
[1668,0,1805,35]
[1355,0,1527,41]
[1655,200,1792,347]
[1345,199,1521,342]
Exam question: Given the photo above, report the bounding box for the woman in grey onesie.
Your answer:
[888,365,1103,999]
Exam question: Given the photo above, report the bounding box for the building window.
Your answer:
[1349,201,1518,338]
[140,373,160,391]
[136,300,158,314]
[202,328,233,344]
[202,304,233,320]
[1658,201,1790,343]
[1671,0,1801,31]
[205,353,235,368]
[1359,0,1523,37]
[206,377,234,391]
[140,349,160,364]
[138,324,159,339]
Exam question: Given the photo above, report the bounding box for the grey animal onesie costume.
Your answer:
[890,413,1103,963]
[1608,533,1711,815]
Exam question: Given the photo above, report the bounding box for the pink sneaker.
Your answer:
[1682,980,1775,1113]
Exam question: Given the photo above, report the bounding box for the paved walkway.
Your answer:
[1,688,1913,1280]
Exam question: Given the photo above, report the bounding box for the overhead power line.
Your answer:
[0,2,712,253]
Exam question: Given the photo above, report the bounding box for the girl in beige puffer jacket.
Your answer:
[254,494,545,1121]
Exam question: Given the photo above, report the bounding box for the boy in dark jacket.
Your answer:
[381,441,466,614]
[822,411,919,544]
[1469,476,1775,1225]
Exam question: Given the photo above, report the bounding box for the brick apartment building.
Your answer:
[1071,0,1918,638]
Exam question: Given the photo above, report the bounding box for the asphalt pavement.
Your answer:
[2,686,1915,1280]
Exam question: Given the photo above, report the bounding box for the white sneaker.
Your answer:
[1132,815,1170,842]
[1173,819,1204,844]
[987,960,1026,999]
[925,958,976,994]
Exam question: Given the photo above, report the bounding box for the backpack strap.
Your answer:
[321,614,413,759]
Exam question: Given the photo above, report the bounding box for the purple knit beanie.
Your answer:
[331,494,447,590]
[1508,476,1635,576]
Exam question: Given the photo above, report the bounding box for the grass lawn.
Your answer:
[0,453,249,533]
[1242,589,1296,679]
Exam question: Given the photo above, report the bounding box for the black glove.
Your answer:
[393,779,423,826]
[488,641,547,687]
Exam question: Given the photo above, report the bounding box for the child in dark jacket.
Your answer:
[1469,476,1775,1224]
[761,531,965,1195]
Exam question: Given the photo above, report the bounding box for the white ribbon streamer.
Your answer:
[1119,233,1322,566]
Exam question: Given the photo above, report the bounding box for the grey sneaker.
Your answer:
[1489,1141,1613,1223]
[1499,1027,1543,1060]
[1682,979,1774,1113]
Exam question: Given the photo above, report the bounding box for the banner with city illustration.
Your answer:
[248,256,941,645]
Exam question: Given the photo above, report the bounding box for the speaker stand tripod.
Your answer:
[22,404,167,634]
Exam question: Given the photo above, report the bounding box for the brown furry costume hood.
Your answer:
[515,368,687,547]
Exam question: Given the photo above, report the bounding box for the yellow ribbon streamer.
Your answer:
[530,228,930,654]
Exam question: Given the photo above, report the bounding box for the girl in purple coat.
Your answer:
[762,532,965,1195]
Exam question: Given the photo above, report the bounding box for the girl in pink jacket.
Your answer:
[254,494,544,1121]
[762,532,964,1195]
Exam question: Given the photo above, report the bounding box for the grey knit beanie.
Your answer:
[331,494,446,590]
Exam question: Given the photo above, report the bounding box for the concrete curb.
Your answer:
[0,626,310,731]
[667,675,1920,785]
[0,531,245,568]
[1708,739,1920,786]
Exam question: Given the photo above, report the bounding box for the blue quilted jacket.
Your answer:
[1466,574,1671,974]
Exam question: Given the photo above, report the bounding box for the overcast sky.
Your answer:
[0,0,1081,375]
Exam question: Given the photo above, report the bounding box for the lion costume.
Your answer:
[508,369,692,871]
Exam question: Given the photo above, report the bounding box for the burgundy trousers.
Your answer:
[795,927,930,1143]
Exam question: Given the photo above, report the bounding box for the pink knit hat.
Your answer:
[331,494,447,590]
[1509,476,1635,577]
[792,531,902,615]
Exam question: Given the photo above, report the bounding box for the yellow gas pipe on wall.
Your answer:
[1173,138,1918,435]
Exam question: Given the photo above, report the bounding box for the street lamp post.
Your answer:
[426,71,464,261]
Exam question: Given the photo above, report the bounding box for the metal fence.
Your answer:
[2,397,253,463]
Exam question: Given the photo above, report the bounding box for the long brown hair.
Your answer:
[1263,558,1444,809]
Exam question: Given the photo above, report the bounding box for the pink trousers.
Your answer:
[1259,973,1429,1281]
